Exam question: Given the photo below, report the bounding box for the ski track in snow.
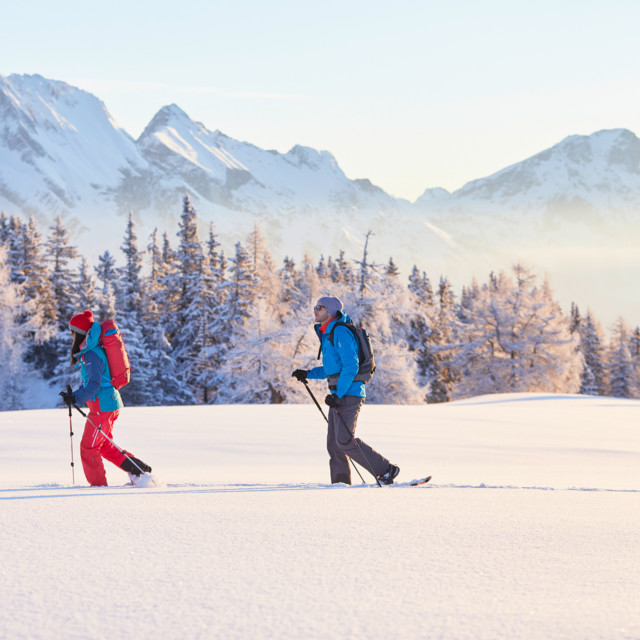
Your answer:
[1,480,637,502]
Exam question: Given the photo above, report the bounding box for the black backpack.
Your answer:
[325,320,376,383]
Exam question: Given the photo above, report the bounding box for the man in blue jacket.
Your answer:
[293,296,399,485]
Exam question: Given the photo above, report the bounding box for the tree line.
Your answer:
[1,197,639,410]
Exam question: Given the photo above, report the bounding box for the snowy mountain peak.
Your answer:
[2,74,639,330]
[138,103,209,141]
[285,144,340,173]
[0,74,141,217]
[540,128,640,173]
[3,73,122,135]
[415,128,640,213]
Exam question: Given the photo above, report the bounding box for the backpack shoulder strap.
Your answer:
[327,323,360,357]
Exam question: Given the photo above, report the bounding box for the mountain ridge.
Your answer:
[1,73,638,329]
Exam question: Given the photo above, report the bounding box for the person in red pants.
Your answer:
[62,310,151,486]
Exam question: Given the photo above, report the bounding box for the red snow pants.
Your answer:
[80,399,127,486]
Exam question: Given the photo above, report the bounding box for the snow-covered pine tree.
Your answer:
[423,276,459,403]
[406,266,436,395]
[157,231,182,343]
[384,257,400,277]
[47,216,79,327]
[316,255,328,280]
[454,266,581,397]
[218,227,296,403]
[331,250,355,285]
[141,230,193,405]
[630,326,640,395]
[2,215,24,283]
[192,223,228,402]
[280,257,299,306]
[345,260,424,404]
[213,241,257,401]
[20,217,57,322]
[569,302,581,334]
[0,247,38,409]
[6,216,58,375]
[76,257,98,311]
[94,251,118,320]
[115,213,157,406]
[0,211,8,245]
[577,311,607,396]
[206,222,227,286]
[607,319,638,398]
[47,216,80,386]
[279,255,335,403]
[170,196,212,399]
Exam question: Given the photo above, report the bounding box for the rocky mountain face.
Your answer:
[1,73,638,327]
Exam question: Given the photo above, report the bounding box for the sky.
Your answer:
[2,0,640,201]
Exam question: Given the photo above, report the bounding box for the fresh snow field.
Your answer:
[1,393,638,640]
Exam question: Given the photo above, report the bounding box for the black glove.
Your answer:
[292,369,308,382]
[59,387,75,407]
[324,394,340,408]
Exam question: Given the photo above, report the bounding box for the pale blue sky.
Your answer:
[2,0,639,200]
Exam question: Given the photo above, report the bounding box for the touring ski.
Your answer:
[409,476,432,486]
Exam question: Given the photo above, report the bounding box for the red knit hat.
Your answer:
[69,310,94,335]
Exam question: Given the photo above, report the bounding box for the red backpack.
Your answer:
[99,320,131,389]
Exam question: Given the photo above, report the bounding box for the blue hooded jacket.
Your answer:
[73,321,123,412]
[306,312,365,399]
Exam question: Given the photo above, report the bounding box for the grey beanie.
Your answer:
[316,296,343,317]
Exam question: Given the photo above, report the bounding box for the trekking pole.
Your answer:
[64,385,75,485]
[71,403,146,475]
[300,379,367,485]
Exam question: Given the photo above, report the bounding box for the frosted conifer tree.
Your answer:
[142,230,193,404]
[454,266,581,397]
[219,228,295,403]
[316,255,329,281]
[94,251,118,320]
[171,196,211,397]
[3,215,24,282]
[384,257,400,277]
[331,250,355,285]
[47,216,79,327]
[422,276,459,403]
[407,266,436,394]
[21,217,57,321]
[8,216,58,374]
[76,257,98,311]
[0,248,37,409]
[630,327,640,394]
[0,211,8,244]
[194,223,228,402]
[577,311,607,396]
[346,264,424,404]
[213,241,258,401]
[607,319,638,398]
[115,213,158,406]
[141,230,193,404]
[47,216,80,385]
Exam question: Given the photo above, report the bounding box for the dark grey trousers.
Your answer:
[327,395,390,484]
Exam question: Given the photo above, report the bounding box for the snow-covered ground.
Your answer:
[1,393,638,640]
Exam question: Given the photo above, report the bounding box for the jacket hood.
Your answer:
[79,320,101,354]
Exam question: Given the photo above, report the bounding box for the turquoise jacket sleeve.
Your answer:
[73,350,103,405]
